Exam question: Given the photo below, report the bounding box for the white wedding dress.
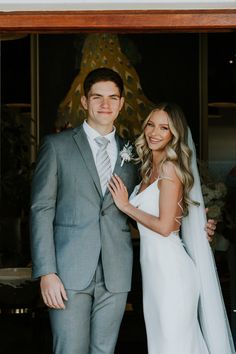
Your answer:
[130,179,209,354]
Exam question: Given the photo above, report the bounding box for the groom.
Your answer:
[30,67,139,354]
[30,67,215,354]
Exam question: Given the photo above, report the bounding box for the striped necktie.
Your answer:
[95,136,112,195]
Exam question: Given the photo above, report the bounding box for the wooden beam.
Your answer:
[0,10,235,32]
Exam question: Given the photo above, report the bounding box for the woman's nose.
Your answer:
[151,127,160,136]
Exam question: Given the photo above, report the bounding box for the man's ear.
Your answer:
[81,95,88,110]
[119,96,125,111]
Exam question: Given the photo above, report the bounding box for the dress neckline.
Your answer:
[136,179,158,197]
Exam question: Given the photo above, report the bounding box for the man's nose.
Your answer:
[101,98,109,107]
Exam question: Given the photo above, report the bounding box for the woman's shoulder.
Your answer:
[160,161,177,177]
[160,161,181,185]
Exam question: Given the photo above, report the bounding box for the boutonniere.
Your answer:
[119,142,134,167]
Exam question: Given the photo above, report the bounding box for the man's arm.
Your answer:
[30,136,58,277]
[205,209,217,242]
[30,136,67,308]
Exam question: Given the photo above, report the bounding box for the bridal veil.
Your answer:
[181,129,235,353]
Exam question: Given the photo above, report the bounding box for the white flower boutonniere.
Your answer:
[120,142,134,167]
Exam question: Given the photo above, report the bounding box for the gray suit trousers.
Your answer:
[49,259,128,354]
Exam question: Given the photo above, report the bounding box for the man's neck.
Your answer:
[86,120,114,136]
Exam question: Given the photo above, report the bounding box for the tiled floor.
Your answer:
[0,251,234,354]
[0,306,147,354]
[0,259,147,354]
[0,244,148,354]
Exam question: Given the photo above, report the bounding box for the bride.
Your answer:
[108,102,235,354]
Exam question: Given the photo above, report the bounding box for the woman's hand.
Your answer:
[108,174,130,212]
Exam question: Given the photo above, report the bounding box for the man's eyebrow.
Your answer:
[89,93,103,97]
[90,93,121,98]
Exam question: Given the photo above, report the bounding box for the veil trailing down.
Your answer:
[181,129,235,354]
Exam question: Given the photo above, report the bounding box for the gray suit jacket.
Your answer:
[30,125,139,293]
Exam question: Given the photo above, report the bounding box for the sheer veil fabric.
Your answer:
[181,129,235,353]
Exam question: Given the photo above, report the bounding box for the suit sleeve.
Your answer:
[30,136,58,279]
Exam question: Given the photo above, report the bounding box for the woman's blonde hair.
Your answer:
[135,102,198,215]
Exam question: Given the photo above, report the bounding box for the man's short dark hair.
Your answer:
[83,67,124,97]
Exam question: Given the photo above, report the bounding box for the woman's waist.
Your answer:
[138,226,183,244]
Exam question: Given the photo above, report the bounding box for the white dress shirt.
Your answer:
[83,120,118,172]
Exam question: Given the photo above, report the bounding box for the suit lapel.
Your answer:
[72,125,103,197]
[103,134,126,209]
[113,135,125,178]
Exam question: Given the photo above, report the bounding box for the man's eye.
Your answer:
[92,96,101,100]
[111,96,119,100]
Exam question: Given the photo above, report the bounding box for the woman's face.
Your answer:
[144,109,173,152]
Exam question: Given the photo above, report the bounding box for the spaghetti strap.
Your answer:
[175,197,183,226]
[158,175,173,182]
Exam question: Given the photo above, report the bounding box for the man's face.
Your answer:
[81,81,124,133]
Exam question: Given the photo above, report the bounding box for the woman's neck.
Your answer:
[152,151,166,175]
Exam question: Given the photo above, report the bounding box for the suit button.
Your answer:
[101,211,105,216]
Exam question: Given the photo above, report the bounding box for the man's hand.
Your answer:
[40,273,68,309]
[205,208,217,242]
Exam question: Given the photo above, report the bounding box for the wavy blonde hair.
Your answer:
[135,102,199,215]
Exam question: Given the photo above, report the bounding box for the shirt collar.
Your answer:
[83,120,116,143]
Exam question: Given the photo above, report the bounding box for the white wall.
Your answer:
[209,108,236,180]
[0,0,235,11]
